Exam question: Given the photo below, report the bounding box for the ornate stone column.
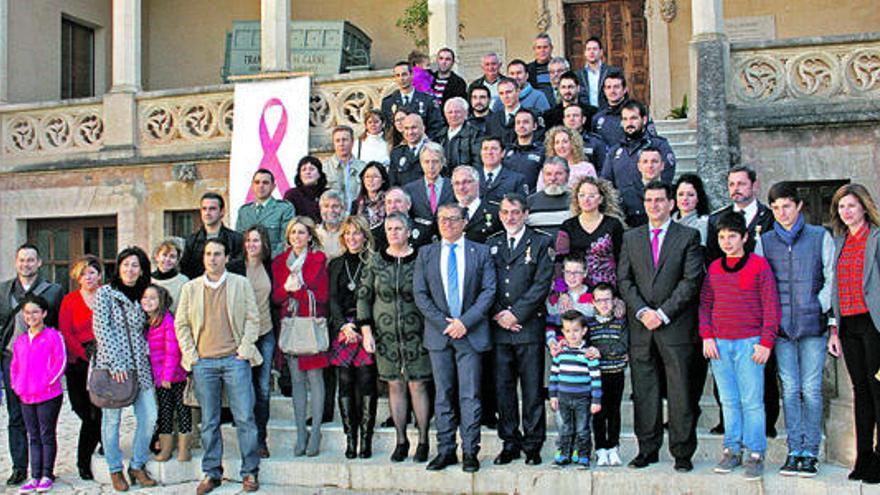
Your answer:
[428,0,458,60]
[689,0,728,206]
[645,0,674,120]
[103,0,141,151]
[261,0,290,72]
[0,0,8,103]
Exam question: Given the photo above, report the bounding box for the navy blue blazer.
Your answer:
[413,240,497,353]
[479,166,528,205]
[403,177,455,222]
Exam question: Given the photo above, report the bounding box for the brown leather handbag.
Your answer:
[88,300,139,409]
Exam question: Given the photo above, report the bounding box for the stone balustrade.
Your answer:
[728,33,880,106]
[0,70,395,171]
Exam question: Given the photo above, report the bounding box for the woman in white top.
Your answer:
[672,173,711,246]
[353,109,390,167]
[537,126,597,192]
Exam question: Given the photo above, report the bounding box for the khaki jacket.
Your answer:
[174,273,263,371]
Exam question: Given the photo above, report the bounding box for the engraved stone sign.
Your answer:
[724,16,776,43]
[458,37,507,81]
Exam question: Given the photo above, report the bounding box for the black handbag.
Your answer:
[87,299,139,409]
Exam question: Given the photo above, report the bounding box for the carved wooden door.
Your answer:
[564,0,650,105]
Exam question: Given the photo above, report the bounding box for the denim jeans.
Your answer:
[193,355,259,479]
[555,394,593,457]
[101,387,158,473]
[711,336,766,455]
[252,331,276,449]
[775,335,826,457]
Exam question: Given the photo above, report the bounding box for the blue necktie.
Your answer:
[447,244,461,318]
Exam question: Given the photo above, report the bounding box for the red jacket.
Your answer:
[58,290,95,363]
[272,248,330,370]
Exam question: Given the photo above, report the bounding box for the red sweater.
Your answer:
[58,290,95,363]
[699,254,780,349]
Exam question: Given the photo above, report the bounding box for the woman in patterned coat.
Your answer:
[357,213,432,464]
[92,247,158,492]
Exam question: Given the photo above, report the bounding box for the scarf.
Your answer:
[773,214,805,247]
[721,254,750,273]
[151,268,178,280]
[286,248,307,285]
[203,271,228,290]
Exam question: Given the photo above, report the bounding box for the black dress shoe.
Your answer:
[462,454,480,473]
[493,449,521,465]
[709,423,725,435]
[426,452,458,471]
[628,452,659,469]
[413,443,430,463]
[6,469,26,486]
[766,426,777,438]
[525,452,542,465]
[674,458,693,472]
[78,466,94,481]
[481,416,498,429]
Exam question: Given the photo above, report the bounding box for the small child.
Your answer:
[10,295,66,493]
[549,310,602,469]
[408,50,434,94]
[700,212,780,481]
[546,257,595,355]
[142,284,192,462]
[587,283,628,467]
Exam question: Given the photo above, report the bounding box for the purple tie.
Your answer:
[429,183,438,214]
[651,228,662,267]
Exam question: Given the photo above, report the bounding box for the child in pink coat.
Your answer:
[11,295,66,493]
[142,284,191,461]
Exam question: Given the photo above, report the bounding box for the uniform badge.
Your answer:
[548,246,555,258]
[528,154,540,161]
[391,103,398,114]
[399,156,407,167]
[615,148,623,159]
[412,229,420,239]
[597,117,605,128]
[490,245,499,255]
[418,101,425,114]
[485,213,493,227]
[666,152,676,165]
[524,245,533,264]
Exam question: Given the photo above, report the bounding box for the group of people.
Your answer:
[0,32,878,495]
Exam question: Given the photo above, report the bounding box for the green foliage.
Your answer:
[666,94,688,119]
[396,0,429,49]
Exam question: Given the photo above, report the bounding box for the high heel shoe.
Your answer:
[390,439,410,462]
[413,442,430,463]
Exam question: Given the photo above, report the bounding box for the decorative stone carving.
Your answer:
[536,0,551,33]
[659,0,676,23]
[2,105,104,157]
[787,52,840,98]
[172,162,199,182]
[843,48,880,96]
[139,92,234,146]
[732,55,785,103]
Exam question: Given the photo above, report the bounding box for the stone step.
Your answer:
[93,449,855,494]
[654,118,694,133]
[222,421,811,465]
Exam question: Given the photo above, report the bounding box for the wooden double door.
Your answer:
[564,0,650,105]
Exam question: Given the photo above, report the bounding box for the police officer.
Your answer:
[388,114,430,187]
[488,193,555,466]
[371,187,437,253]
[502,109,545,193]
[601,100,675,191]
[451,166,503,245]
[381,61,444,141]
[618,147,665,228]
[591,71,657,147]
[235,168,296,257]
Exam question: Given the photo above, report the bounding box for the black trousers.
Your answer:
[65,360,102,470]
[494,342,546,454]
[630,339,698,460]
[21,395,62,479]
[2,353,28,471]
[593,371,625,449]
[840,313,880,457]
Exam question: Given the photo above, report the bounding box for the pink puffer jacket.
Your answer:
[11,327,66,404]
[146,312,187,385]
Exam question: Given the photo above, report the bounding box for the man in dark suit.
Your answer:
[388,114,430,187]
[0,244,64,485]
[438,97,483,173]
[180,192,244,279]
[484,78,520,147]
[370,187,437,253]
[414,204,497,473]
[403,142,455,222]
[479,136,528,206]
[487,194,555,466]
[704,164,779,437]
[576,37,618,111]
[617,181,703,473]
[452,165,503,244]
[381,61,444,140]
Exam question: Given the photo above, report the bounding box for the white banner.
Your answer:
[228,77,311,222]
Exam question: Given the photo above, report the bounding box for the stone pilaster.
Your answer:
[0,0,7,103]
[260,0,290,72]
[103,0,141,152]
[645,0,673,120]
[428,0,458,60]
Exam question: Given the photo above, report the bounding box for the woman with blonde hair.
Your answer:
[826,184,880,484]
[537,126,597,191]
[271,217,330,457]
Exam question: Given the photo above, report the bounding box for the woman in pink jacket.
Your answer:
[141,284,191,462]
[10,294,66,493]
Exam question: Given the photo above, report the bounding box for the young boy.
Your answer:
[549,310,602,469]
[546,257,596,355]
[700,212,780,481]
[587,283,628,467]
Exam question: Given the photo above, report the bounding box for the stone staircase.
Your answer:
[655,119,697,175]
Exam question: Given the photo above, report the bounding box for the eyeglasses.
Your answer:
[563,270,585,276]
[438,216,464,224]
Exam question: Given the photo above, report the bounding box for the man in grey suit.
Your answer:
[617,180,703,473]
[414,203,497,473]
[403,143,455,222]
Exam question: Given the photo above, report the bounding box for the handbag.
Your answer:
[88,299,139,409]
[278,289,329,355]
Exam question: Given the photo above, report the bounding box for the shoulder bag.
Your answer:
[278,289,329,355]
[87,299,139,409]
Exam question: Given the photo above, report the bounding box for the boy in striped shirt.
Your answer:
[549,310,603,468]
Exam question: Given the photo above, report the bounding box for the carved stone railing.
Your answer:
[0,97,105,160]
[728,33,880,106]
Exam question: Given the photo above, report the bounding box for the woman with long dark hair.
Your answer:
[673,173,712,246]
[92,247,158,491]
[351,162,390,229]
[284,156,329,223]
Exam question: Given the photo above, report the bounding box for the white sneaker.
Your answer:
[596,448,609,466]
[607,447,623,466]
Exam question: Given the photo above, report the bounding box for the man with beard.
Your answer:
[526,33,556,104]
[591,71,656,147]
[429,48,467,112]
[601,100,675,191]
[542,71,596,131]
[526,157,573,239]
[389,114,431,187]
[562,104,607,175]
[467,52,503,100]
[502,109,545,193]
[467,85,492,136]
[438,97,483,172]
[381,61,444,140]
[576,37,619,111]
[491,60,551,115]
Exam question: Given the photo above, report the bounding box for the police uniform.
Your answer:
[581,131,608,176]
[462,199,503,244]
[591,99,658,148]
[388,138,428,187]
[502,141,545,194]
[371,215,437,254]
[619,180,649,228]
[487,227,555,458]
[380,90,444,141]
[480,166,529,206]
[600,132,676,190]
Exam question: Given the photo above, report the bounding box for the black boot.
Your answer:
[359,394,377,459]
[338,395,358,459]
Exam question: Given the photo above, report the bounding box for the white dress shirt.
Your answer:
[507,226,526,251]
[440,236,467,310]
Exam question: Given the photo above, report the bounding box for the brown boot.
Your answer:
[177,433,192,462]
[152,434,174,462]
[127,467,157,487]
[110,472,129,492]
